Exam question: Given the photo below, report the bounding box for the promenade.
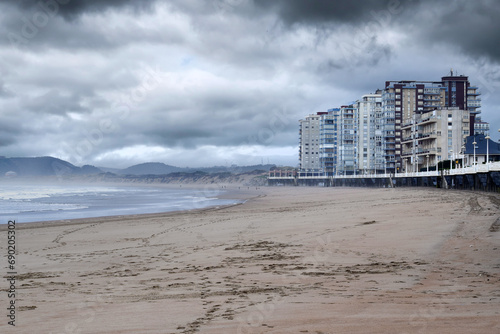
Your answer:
[268,162,500,191]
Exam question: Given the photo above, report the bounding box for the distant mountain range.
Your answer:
[0,156,275,177]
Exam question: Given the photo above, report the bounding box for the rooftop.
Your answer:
[464,134,500,155]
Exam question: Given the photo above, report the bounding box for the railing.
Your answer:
[446,162,500,174]
[467,101,481,107]
[268,162,500,180]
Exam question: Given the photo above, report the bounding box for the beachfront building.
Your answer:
[316,106,358,176]
[299,113,322,172]
[356,91,384,173]
[464,134,500,165]
[299,105,359,176]
[297,71,484,176]
[441,71,482,134]
[318,110,337,176]
[335,105,358,175]
[382,71,481,172]
[382,80,447,172]
[400,108,470,172]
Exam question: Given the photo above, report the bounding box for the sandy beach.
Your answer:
[1,186,500,333]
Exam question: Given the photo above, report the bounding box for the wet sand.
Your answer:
[1,187,500,333]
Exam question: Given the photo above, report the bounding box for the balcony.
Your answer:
[401,121,413,128]
[416,131,435,139]
[419,116,438,124]
[417,133,436,141]
[416,148,436,154]
[424,88,442,95]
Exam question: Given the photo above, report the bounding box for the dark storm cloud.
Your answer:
[418,0,500,63]
[254,0,500,65]
[0,1,186,51]
[12,0,157,20]
[253,0,414,26]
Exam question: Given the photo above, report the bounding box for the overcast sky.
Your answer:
[1,0,499,168]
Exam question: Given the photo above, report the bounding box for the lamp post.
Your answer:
[450,149,453,171]
[473,139,477,170]
[426,154,429,173]
[485,135,490,164]
[461,145,465,170]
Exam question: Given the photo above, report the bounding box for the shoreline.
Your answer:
[2,187,499,333]
[13,196,265,231]
[0,184,265,229]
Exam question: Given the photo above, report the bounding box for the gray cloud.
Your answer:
[254,0,500,65]
[253,0,412,25]
[418,0,500,63]
[0,0,499,168]
[12,0,157,20]
[21,90,90,115]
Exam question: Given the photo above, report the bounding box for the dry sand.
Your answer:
[1,187,500,333]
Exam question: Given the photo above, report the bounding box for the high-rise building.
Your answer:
[356,91,384,173]
[300,105,358,176]
[318,110,337,176]
[298,71,483,176]
[298,113,321,171]
[401,108,470,172]
[336,105,358,175]
[441,70,481,134]
[383,71,481,172]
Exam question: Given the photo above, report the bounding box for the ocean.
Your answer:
[0,184,239,224]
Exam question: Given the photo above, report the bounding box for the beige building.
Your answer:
[401,108,470,172]
[299,114,321,171]
[383,72,480,172]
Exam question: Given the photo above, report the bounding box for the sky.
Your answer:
[1,0,500,168]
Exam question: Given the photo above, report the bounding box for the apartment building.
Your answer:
[441,72,481,133]
[298,113,321,171]
[336,105,358,175]
[299,105,358,176]
[356,91,384,173]
[318,110,337,176]
[474,116,490,136]
[400,108,470,172]
[298,71,483,175]
[383,72,480,172]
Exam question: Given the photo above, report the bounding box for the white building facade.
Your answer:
[356,91,384,173]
